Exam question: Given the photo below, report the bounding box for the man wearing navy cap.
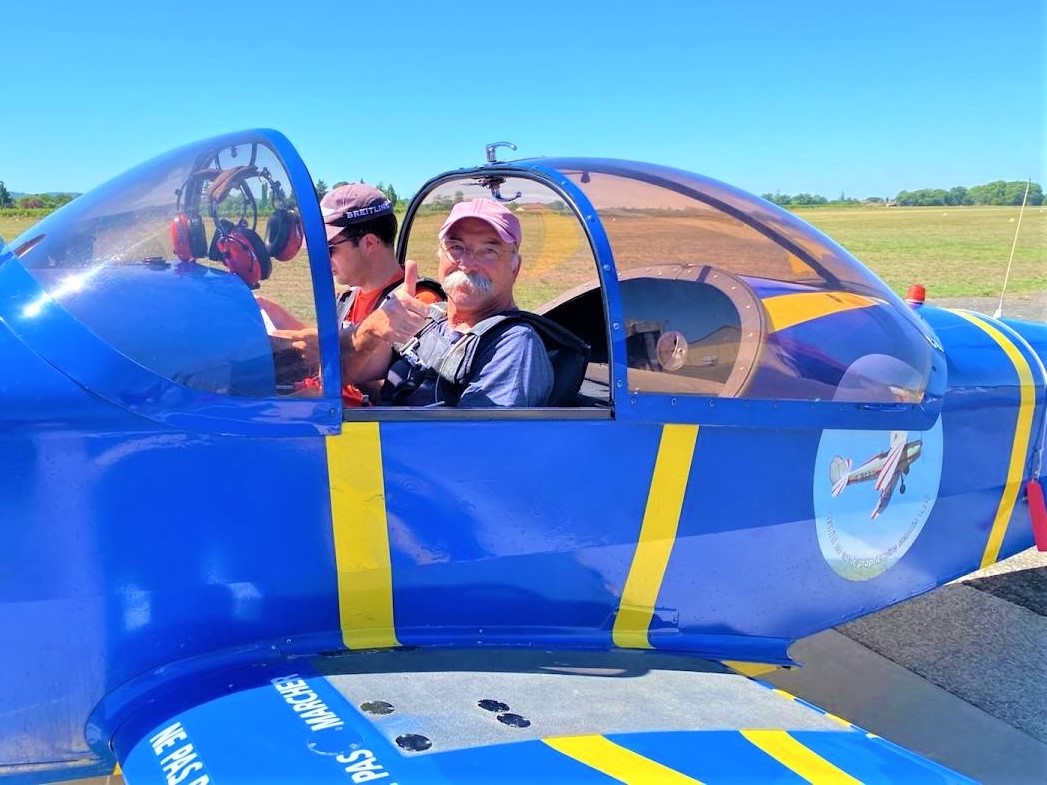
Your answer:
[320,184,442,405]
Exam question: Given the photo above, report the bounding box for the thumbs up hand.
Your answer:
[341,261,437,385]
[373,260,430,345]
[401,258,418,298]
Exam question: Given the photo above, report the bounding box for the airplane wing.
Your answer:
[873,431,907,493]
[868,432,910,519]
[113,649,976,784]
[871,471,902,520]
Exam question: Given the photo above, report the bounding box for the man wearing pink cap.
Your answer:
[345,197,554,407]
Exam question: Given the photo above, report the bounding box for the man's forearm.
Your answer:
[339,291,430,386]
[340,318,394,385]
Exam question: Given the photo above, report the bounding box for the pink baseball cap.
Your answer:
[321,184,393,242]
[439,198,522,247]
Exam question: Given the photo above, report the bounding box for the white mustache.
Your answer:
[443,270,493,295]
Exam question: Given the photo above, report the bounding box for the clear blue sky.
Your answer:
[1,0,1042,200]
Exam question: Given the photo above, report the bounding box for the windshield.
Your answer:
[8,131,322,399]
[521,158,942,404]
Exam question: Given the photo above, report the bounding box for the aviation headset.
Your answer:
[206,165,272,289]
[262,177,303,262]
[172,162,303,286]
[170,168,220,262]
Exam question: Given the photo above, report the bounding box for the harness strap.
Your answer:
[383,307,590,406]
[382,304,450,404]
[434,313,515,387]
[336,288,359,327]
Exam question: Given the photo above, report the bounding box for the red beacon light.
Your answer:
[905,283,926,307]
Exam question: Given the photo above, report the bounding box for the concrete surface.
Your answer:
[767,547,1047,784]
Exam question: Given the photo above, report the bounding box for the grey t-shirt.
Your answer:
[385,319,554,407]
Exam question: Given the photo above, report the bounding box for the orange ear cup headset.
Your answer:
[207,166,272,289]
[265,206,303,261]
[263,179,303,261]
[171,168,220,261]
[212,219,273,288]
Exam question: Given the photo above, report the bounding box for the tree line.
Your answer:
[763,179,1042,208]
[4,176,1040,216]
[0,176,402,217]
[323,177,1043,210]
[0,180,78,211]
[894,180,1042,207]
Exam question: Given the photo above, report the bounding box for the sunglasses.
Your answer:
[328,234,360,251]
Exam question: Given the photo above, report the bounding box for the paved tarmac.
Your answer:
[766,547,1047,785]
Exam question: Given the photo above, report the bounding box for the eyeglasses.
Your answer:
[441,241,509,264]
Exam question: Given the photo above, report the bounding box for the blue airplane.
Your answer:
[1,129,1044,784]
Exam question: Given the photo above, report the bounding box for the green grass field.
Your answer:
[792,205,1045,297]
[0,214,43,243]
[2,205,1043,300]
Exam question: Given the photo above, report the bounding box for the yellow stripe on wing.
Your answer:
[722,660,780,677]
[742,730,862,784]
[771,688,854,728]
[544,735,705,784]
[762,291,876,332]
[327,423,400,649]
[951,312,1037,567]
[613,424,699,649]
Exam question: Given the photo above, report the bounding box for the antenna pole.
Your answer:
[995,179,1032,318]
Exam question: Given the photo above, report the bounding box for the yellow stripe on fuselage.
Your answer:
[544,735,705,784]
[762,291,876,332]
[742,730,862,784]
[613,424,699,649]
[326,423,400,649]
[951,312,1037,568]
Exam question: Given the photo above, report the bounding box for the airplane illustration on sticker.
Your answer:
[830,430,924,519]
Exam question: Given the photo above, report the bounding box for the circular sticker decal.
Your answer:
[814,418,943,581]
